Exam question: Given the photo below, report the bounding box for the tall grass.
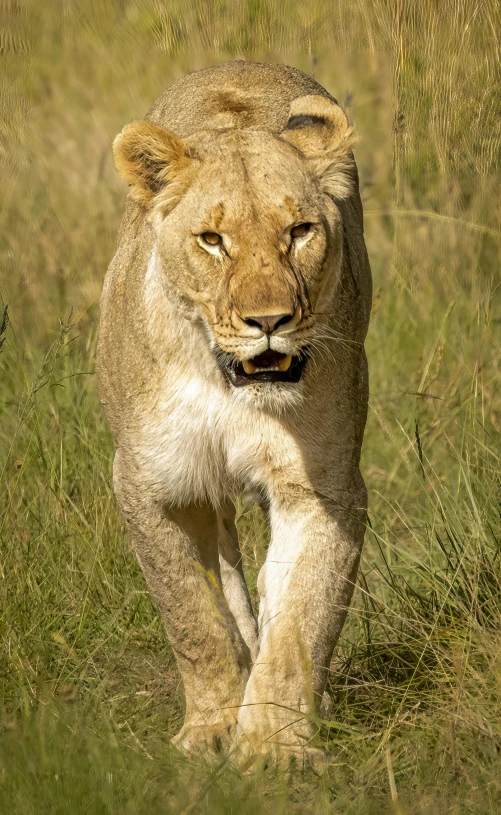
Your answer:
[1,1,500,811]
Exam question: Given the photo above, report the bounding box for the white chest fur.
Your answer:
[139,371,289,505]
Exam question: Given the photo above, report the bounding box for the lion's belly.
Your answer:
[137,369,303,506]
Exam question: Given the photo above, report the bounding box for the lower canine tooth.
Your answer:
[242,359,258,375]
[277,354,293,372]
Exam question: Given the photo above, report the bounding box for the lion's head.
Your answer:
[113,95,355,403]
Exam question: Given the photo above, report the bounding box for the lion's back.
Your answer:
[147,60,334,137]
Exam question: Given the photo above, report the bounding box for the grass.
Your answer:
[1,0,501,811]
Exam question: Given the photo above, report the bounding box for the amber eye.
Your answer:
[201,231,222,246]
[290,223,312,239]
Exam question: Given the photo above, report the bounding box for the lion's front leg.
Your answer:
[233,481,366,767]
[114,456,251,756]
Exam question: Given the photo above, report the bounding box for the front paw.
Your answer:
[231,731,329,774]
[172,719,236,758]
[230,705,327,773]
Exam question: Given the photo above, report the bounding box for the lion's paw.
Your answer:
[172,720,236,758]
[230,732,330,775]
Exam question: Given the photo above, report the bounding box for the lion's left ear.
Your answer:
[281,95,356,200]
[113,120,193,211]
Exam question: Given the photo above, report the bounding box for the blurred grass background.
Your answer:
[1,0,501,812]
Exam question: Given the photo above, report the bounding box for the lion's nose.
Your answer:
[241,312,294,334]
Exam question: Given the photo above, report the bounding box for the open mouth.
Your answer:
[217,348,308,388]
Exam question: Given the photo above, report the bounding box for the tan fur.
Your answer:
[98,61,371,767]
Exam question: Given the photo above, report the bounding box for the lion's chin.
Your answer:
[216,349,308,388]
[231,379,305,414]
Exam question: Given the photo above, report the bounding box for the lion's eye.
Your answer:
[201,231,222,246]
[291,223,312,239]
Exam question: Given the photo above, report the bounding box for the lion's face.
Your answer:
[153,129,344,389]
[113,96,355,402]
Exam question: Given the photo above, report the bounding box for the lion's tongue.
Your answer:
[242,351,292,375]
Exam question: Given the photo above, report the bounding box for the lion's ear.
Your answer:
[113,120,191,209]
[281,95,356,200]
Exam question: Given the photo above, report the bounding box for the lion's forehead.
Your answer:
[183,136,320,231]
[192,130,313,193]
[206,194,303,225]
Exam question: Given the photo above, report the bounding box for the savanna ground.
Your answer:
[1,1,501,812]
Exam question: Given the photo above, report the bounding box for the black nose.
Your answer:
[242,313,294,334]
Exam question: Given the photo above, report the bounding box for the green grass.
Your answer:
[1,1,501,811]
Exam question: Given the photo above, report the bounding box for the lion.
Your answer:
[98,60,371,767]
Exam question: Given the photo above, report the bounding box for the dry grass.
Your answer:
[1,1,501,812]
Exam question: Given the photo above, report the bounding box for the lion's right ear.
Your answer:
[281,96,356,200]
[113,120,191,210]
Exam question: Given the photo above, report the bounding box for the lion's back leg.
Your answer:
[217,499,259,662]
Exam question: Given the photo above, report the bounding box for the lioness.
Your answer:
[98,60,371,766]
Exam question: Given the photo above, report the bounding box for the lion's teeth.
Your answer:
[277,354,292,372]
[242,355,292,375]
[242,359,258,375]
